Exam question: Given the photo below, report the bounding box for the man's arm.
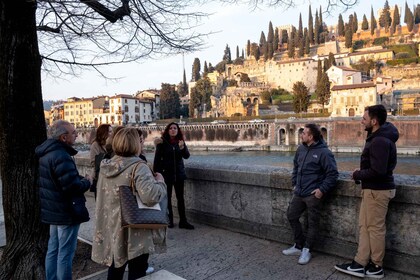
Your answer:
[353,137,391,181]
[318,150,339,194]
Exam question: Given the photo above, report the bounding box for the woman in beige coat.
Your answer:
[92,128,167,280]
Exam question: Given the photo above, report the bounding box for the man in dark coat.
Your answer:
[282,123,338,265]
[36,120,91,280]
[335,105,398,279]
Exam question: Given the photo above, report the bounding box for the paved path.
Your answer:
[1,181,418,279]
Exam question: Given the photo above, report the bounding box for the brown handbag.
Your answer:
[119,162,168,229]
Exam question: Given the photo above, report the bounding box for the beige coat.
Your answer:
[91,156,167,268]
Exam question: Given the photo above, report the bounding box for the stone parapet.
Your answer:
[183,162,420,277]
[74,158,420,277]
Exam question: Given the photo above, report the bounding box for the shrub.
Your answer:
[395,52,410,59]
[386,57,418,66]
[353,40,365,50]
[373,37,389,46]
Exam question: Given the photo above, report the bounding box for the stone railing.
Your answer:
[75,157,420,277]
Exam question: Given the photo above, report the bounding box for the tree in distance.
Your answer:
[292,81,310,113]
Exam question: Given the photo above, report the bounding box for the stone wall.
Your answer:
[183,163,420,277]
[75,157,420,277]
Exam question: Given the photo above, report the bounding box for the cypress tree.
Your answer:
[404,1,410,23]
[241,49,244,58]
[361,14,369,30]
[308,5,314,45]
[298,30,305,58]
[304,31,310,55]
[345,24,353,48]
[317,60,322,84]
[406,7,414,31]
[267,22,274,59]
[192,58,201,82]
[338,14,345,36]
[281,29,288,44]
[328,52,336,66]
[379,0,392,31]
[246,40,251,57]
[287,35,295,59]
[236,45,239,59]
[259,31,266,57]
[298,13,303,47]
[314,10,320,44]
[415,4,420,24]
[371,6,377,36]
[353,12,358,33]
[273,27,279,52]
[203,61,208,76]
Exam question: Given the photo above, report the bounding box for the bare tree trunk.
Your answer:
[0,1,49,278]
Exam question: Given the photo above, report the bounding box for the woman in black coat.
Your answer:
[153,122,193,229]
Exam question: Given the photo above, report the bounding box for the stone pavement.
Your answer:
[0,181,418,279]
[77,193,418,280]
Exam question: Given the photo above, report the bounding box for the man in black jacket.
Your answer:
[36,120,91,280]
[282,123,338,265]
[335,105,398,279]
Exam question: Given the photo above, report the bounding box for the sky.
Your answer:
[41,0,411,100]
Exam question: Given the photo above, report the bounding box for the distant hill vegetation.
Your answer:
[43,100,54,110]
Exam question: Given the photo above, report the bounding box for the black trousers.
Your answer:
[286,194,322,250]
[107,253,149,280]
[165,179,187,223]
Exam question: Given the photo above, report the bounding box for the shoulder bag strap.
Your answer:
[130,162,143,194]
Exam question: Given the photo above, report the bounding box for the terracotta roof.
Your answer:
[331,83,375,91]
[334,65,359,72]
[110,94,135,99]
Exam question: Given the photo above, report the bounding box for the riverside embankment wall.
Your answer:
[75,156,420,277]
[77,116,420,155]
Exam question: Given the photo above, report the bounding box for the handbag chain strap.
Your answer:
[129,162,143,194]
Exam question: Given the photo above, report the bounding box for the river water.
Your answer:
[144,151,420,176]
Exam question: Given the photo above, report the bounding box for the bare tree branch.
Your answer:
[80,0,131,23]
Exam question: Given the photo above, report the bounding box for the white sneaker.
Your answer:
[282,244,302,256]
[298,248,312,265]
[146,266,154,275]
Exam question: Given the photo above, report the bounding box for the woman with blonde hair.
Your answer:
[92,128,167,280]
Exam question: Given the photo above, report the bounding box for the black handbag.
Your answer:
[70,196,90,224]
[119,162,168,229]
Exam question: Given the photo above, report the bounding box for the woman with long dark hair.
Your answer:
[153,122,193,229]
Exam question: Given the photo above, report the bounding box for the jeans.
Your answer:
[107,254,149,280]
[45,224,80,280]
[354,189,396,267]
[286,194,323,250]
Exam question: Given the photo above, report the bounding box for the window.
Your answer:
[125,106,129,112]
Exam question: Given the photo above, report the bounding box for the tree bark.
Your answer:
[0,1,49,279]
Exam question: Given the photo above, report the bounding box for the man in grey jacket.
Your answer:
[282,123,338,265]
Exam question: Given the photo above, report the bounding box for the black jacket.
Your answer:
[353,122,399,190]
[153,138,190,183]
[35,139,90,225]
[292,139,338,197]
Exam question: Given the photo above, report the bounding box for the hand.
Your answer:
[351,168,360,180]
[311,188,323,199]
[154,172,164,183]
[179,140,185,150]
[85,174,93,185]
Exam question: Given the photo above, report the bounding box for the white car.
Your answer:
[248,119,265,123]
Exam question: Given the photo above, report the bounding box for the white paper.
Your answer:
[135,194,161,211]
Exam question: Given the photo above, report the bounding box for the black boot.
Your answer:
[179,221,194,230]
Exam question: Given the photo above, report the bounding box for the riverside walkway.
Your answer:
[0,182,418,279]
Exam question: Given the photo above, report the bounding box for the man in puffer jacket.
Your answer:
[282,123,338,265]
[35,120,92,280]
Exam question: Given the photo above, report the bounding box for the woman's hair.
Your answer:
[94,124,111,146]
[162,122,184,141]
[112,128,140,157]
[105,125,124,153]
